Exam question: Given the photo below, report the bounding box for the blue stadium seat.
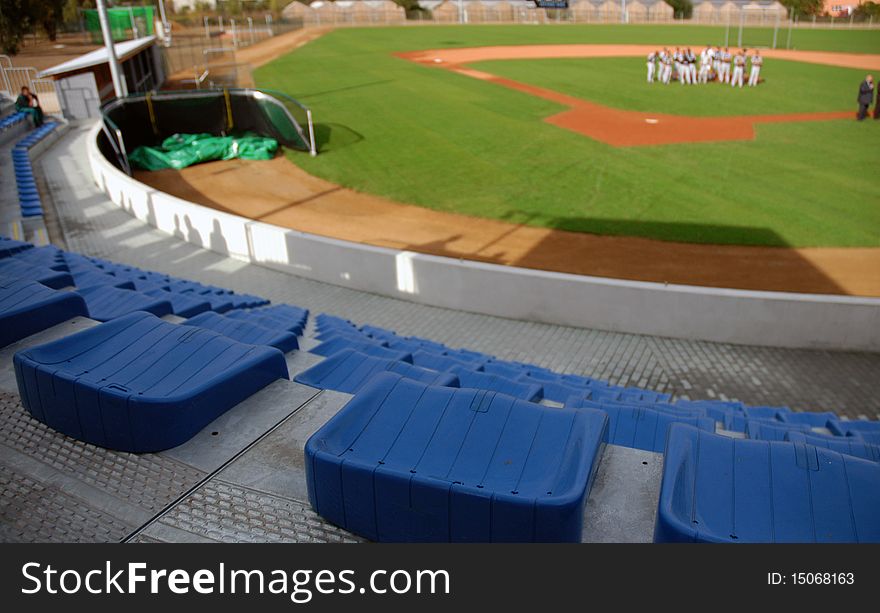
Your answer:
[449,366,543,402]
[786,431,880,463]
[295,348,458,394]
[144,288,211,318]
[0,278,89,347]
[76,285,173,322]
[71,270,135,290]
[779,411,840,427]
[0,259,73,289]
[183,311,299,353]
[411,350,482,373]
[655,424,880,543]
[828,420,880,445]
[311,337,410,361]
[0,237,33,259]
[568,397,715,453]
[14,312,288,452]
[745,420,812,441]
[227,309,304,335]
[305,373,608,542]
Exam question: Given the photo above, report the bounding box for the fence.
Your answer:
[162,17,303,90]
[0,59,61,113]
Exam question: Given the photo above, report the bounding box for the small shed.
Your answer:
[39,36,163,121]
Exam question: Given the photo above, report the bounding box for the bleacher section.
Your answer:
[1,236,879,542]
[12,122,57,217]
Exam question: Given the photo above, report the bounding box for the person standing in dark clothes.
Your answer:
[14,86,43,127]
[874,81,880,119]
[857,75,874,121]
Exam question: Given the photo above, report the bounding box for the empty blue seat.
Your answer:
[305,372,608,542]
[360,325,397,341]
[655,424,880,543]
[183,311,299,353]
[315,325,364,340]
[71,270,135,290]
[828,420,880,445]
[76,285,173,322]
[450,366,543,402]
[786,431,880,463]
[0,278,89,347]
[144,289,210,318]
[525,377,589,404]
[0,237,33,259]
[229,294,269,310]
[745,420,812,441]
[568,397,716,453]
[483,361,527,381]
[14,312,288,452]
[411,350,481,373]
[227,309,303,335]
[295,349,458,395]
[311,337,410,361]
[385,337,435,355]
[256,303,308,320]
[778,411,839,427]
[0,260,73,289]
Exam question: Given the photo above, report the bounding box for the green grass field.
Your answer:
[255,25,880,247]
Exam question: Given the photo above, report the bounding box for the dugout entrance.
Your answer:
[99,88,317,175]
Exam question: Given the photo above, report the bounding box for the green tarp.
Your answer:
[129,133,279,171]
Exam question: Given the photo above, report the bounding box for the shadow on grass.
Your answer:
[313,123,365,154]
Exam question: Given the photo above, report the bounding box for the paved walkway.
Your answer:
[37,122,880,418]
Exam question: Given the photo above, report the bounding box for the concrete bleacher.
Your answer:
[3,234,879,542]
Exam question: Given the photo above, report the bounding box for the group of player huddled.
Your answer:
[646,47,764,87]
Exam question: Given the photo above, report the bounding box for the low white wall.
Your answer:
[87,123,880,351]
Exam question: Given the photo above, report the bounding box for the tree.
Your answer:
[0,0,34,54]
[854,1,880,19]
[776,0,824,17]
[41,0,66,41]
[664,0,693,19]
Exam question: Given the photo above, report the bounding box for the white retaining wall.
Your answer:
[87,123,880,351]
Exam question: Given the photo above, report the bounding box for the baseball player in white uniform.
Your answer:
[699,47,711,84]
[662,49,673,84]
[712,46,720,79]
[647,50,657,83]
[673,48,682,84]
[748,50,763,87]
[719,47,732,84]
[731,49,746,88]
[687,48,698,85]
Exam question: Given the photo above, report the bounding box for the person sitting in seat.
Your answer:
[15,86,44,127]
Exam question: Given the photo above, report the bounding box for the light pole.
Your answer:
[156,0,171,46]
[96,0,127,98]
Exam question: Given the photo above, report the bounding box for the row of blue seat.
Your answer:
[0,240,281,347]
[5,242,878,542]
[12,122,57,217]
[300,314,880,542]
[0,110,27,132]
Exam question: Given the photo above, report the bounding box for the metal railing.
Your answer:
[100,88,317,176]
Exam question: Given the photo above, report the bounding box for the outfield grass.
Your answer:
[470,58,867,116]
[255,26,880,247]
